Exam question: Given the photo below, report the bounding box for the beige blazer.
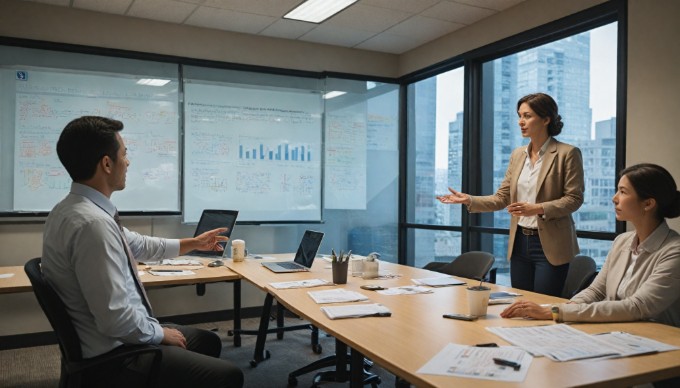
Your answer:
[468,138,584,266]
[560,222,680,327]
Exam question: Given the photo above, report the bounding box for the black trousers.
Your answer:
[83,324,243,388]
[510,232,570,297]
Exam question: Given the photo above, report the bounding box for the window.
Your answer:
[402,1,624,283]
[479,23,619,273]
[405,68,464,267]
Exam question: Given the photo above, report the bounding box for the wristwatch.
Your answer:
[551,305,560,322]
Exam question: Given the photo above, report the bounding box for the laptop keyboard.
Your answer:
[277,262,304,269]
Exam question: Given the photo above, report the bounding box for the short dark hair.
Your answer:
[620,163,680,220]
[56,116,124,181]
[517,93,564,136]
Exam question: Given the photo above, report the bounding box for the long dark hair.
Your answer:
[620,163,680,220]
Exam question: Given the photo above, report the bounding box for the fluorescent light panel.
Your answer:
[284,0,358,23]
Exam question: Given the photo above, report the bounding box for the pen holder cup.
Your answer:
[362,260,379,279]
[332,260,349,284]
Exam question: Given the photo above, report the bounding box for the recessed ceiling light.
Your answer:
[284,0,358,24]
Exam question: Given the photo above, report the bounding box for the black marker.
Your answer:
[493,357,521,371]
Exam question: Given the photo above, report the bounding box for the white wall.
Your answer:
[1,0,679,337]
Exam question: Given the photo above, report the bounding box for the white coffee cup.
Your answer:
[362,259,379,279]
[467,285,491,317]
[231,239,245,262]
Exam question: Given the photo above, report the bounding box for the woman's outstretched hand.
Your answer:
[436,187,471,205]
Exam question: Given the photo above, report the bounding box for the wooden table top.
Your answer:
[0,257,240,294]
[229,258,680,388]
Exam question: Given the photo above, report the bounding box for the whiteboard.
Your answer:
[10,67,180,212]
[183,81,323,223]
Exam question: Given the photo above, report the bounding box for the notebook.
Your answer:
[185,209,239,257]
[261,230,324,273]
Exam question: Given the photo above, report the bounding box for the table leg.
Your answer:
[250,293,274,367]
[232,279,241,347]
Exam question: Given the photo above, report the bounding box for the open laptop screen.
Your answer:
[293,230,324,268]
[189,209,238,256]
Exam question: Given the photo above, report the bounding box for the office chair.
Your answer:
[423,251,496,282]
[561,255,598,299]
[24,258,162,388]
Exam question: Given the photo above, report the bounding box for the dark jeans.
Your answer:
[510,231,569,297]
[83,324,243,388]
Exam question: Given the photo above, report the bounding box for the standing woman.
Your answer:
[437,93,584,296]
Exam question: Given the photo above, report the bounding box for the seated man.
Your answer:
[42,116,243,388]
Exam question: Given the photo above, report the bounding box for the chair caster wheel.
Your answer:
[313,344,322,354]
[287,375,298,386]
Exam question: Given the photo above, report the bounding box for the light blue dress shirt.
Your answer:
[42,183,180,358]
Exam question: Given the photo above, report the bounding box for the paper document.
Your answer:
[269,279,332,289]
[148,270,195,276]
[592,331,680,357]
[417,343,532,382]
[487,324,679,362]
[488,298,515,305]
[321,303,391,319]
[413,276,466,287]
[308,289,369,304]
[490,291,521,299]
[161,258,203,266]
[377,286,433,295]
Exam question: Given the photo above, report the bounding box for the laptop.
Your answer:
[261,230,324,273]
[186,209,239,257]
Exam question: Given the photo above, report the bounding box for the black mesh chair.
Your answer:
[24,257,162,388]
[423,251,496,282]
[561,255,598,299]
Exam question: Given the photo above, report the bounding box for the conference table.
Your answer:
[227,256,680,388]
[0,258,244,346]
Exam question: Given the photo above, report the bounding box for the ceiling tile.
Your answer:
[73,0,132,14]
[259,19,316,40]
[128,0,197,24]
[451,0,525,12]
[202,0,301,17]
[299,25,377,48]
[422,1,496,25]
[355,32,424,54]
[361,0,438,14]
[385,15,463,42]
[324,4,411,33]
[186,6,277,34]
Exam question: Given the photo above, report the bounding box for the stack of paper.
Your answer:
[412,276,466,287]
[269,279,332,289]
[308,289,369,304]
[487,324,680,362]
[320,303,391,319]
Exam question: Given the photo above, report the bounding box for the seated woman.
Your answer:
[500,163,680,327]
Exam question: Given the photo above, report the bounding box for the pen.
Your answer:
[151,269,184,273]
[493,358,521,371]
